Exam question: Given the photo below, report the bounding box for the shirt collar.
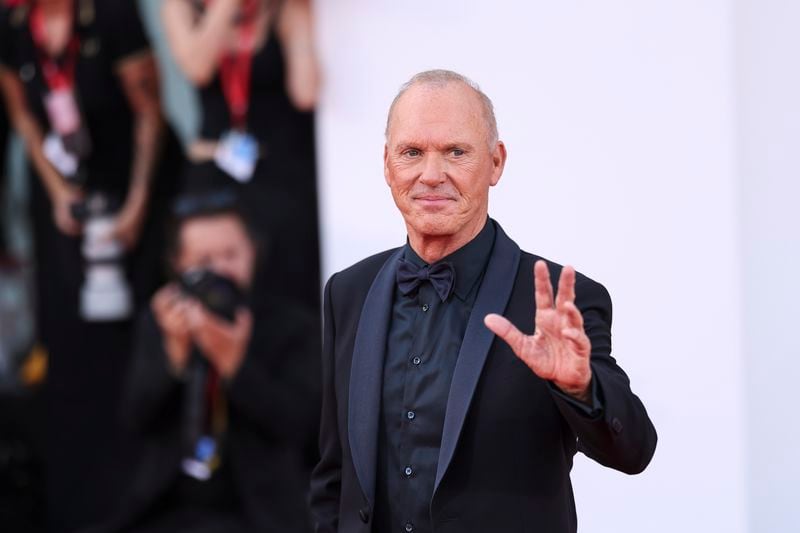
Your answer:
[403,218,496,301]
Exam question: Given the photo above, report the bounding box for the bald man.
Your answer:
[310,70,656,533]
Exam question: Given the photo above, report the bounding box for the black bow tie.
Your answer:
[396,258,456,302]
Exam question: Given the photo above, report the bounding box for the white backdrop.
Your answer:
[315,1,745,532]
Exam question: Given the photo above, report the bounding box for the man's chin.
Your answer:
[405,213,460,238]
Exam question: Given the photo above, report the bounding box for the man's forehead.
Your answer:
[394,82,481,115]
[388,84,486,139]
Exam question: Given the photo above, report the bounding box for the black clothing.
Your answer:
[102,301,321,533]
[0,101,7,254]
[0,7,10,254]
[0,2,182,530]
[182,12,320,312]
[310,220,657,533]
[1,0,149,193]
[374,221,495,533]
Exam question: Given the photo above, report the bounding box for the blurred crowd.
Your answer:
[0,1,322,532]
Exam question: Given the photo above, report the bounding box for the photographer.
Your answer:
[105,192,320,533]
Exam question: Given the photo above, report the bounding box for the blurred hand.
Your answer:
[112,198,146,250]
[188,304,253,380]
[484,260,592,402]
[51,184,83,236]
[285,44,319,111]
[151,284,192,374]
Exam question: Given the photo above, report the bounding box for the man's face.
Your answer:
[175,214,256,290]
[384,82,506,245]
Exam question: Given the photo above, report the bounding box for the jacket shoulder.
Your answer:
[327,248,400,295]
[517,250,609,299]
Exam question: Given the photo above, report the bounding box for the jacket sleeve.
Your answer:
[549,276,658,474]
[309,275,343,533]
[120,309,184,435]
[225,305,321,449]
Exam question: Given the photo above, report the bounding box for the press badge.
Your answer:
[43,132,79,177]
[181,435,219,481]
[44,88,81,136]
[214,130,258,183]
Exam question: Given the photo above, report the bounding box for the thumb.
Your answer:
[484,313,527,355]
[235,308,253,333]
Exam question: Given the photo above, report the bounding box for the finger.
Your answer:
[195,305,236,339]
[235,308,253,334]
[561,300,585,330]
[555,265,577,309]
[187,302,205,330]
[534,260,554,311]
[152,285,176,316]
[152,288,170,314]
[561,327,591,356]
[61,219,81,236]
[484,313,528,356]
[155,288,182,316]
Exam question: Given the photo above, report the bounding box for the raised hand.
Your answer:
[484,260,592,402]
[151,284,192,374]
[51,184,83,237]
[188,304,253,380]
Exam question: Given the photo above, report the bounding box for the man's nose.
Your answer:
[418,154,446,186]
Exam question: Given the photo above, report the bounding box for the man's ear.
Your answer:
[490,140,507,187]
[383,143,392,187]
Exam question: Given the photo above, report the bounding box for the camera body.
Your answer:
[179,268,245,323]
[74,193,132,321]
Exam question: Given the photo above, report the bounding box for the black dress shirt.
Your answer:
[374,220,496,533]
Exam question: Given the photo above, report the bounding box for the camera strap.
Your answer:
[181,353,229,481]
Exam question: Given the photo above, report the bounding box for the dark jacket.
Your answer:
[310,220,657,533]
[110,301,321,532]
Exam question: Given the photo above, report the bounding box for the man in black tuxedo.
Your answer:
[309,70,657,533]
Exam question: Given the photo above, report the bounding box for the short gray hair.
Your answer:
[385,69,499,147]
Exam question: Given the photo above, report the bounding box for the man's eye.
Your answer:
[405,149,421,157]
[451,148,465,156]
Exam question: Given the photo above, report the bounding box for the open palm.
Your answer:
[485,260,592,401]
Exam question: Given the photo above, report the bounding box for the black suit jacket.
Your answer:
[105,302,321,533]
[310,221,657,533]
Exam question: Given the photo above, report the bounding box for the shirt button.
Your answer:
[404,466,413,477]
[412,356,421,365]
[405,522,414,532]
[421,303,429,312]
[407,410,415,420]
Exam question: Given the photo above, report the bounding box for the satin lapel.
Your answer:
[433,222,521,493]
[348,247,404,506]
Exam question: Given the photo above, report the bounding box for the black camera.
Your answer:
[179,268,245,323]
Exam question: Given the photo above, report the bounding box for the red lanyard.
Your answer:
[29,1,81,92]
[218,0,257,130]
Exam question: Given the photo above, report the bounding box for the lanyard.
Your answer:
[218,0,258,131]
[29,1,81,92]
[204,367,228,438]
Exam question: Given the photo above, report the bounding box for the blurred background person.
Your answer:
[97,191,320,533]
[0,0,184,530]
[161,0,322,313]
[0,2,10,258]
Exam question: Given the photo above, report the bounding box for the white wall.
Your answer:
[316,1,746,532]
[736,1,800,532]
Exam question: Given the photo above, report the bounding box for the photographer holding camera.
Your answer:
[102,191,320,533]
